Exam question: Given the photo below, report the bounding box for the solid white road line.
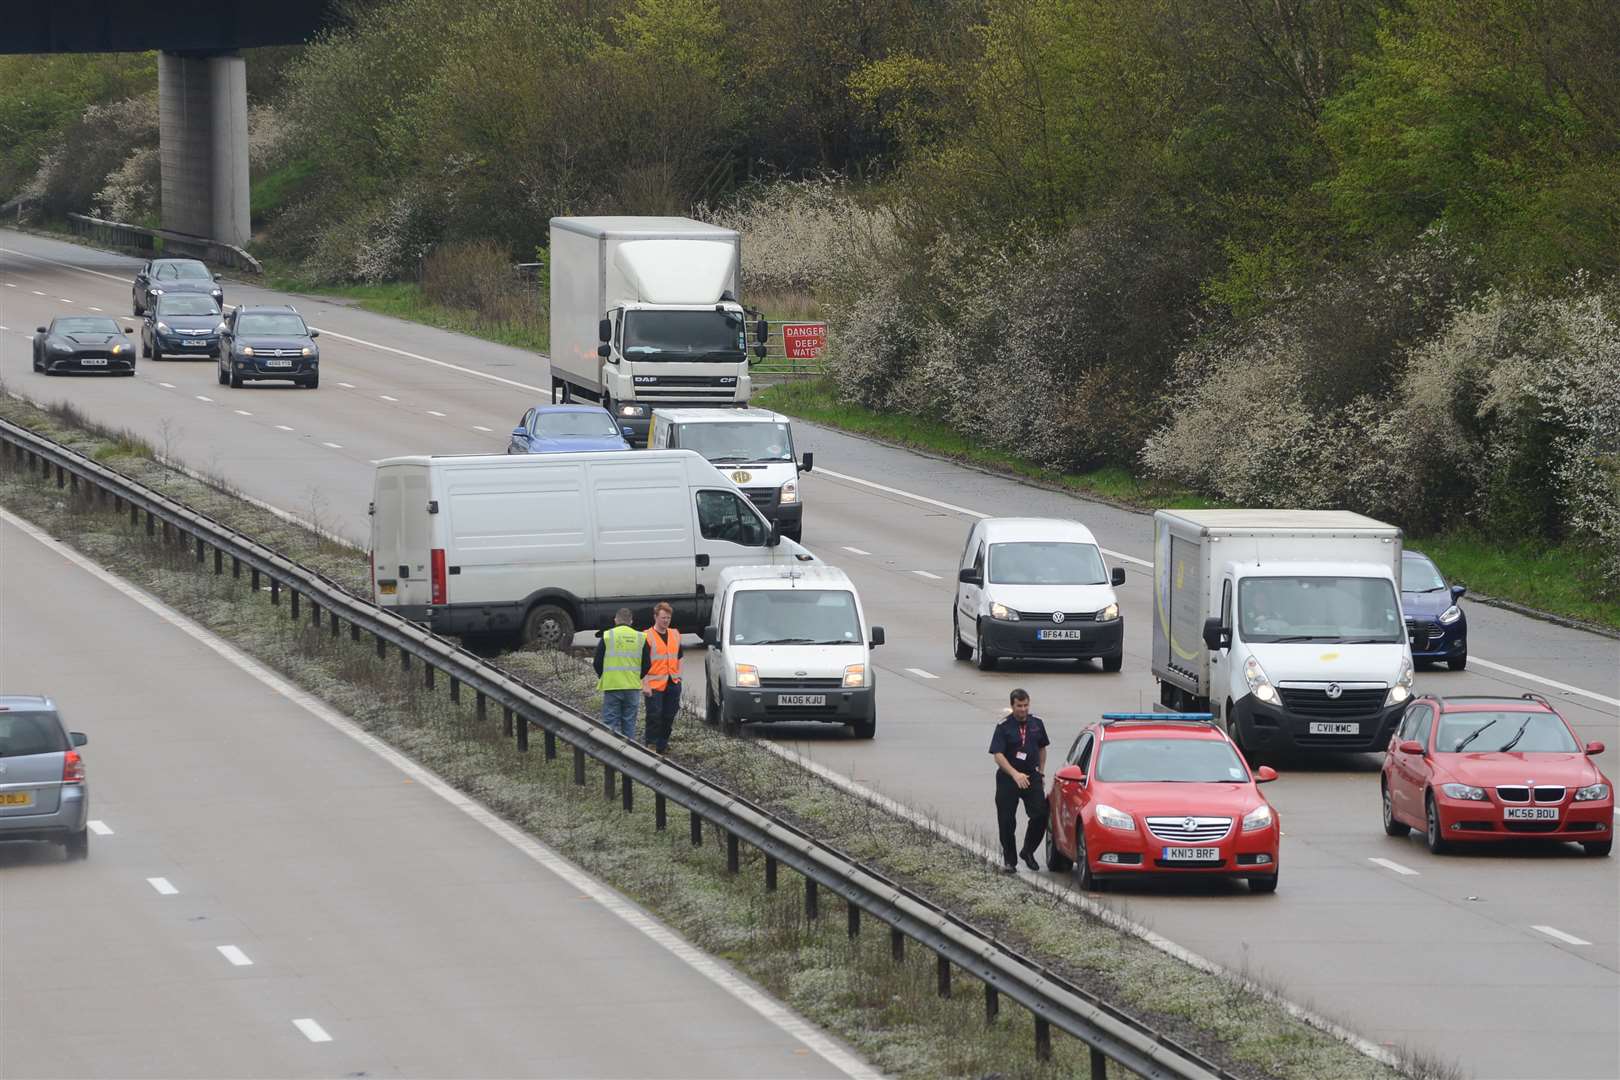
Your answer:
[1532,925,1591,946]
[292,1018,332,1043]
[0,509,873,1080]
[911,570,942,580]
[146,877,178,895]
[306,326,549,393]
[379,394,398,402]
[842,546,871,555]
[1,246,132,284]
[1367,857,1420,876]
[905,668,940,679]
[1470,658,1620,709]
[87,820,113,835]
[217,945,254,967]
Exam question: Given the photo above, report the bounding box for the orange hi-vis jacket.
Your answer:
[644,626,681,691]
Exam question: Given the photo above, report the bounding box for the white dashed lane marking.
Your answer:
[911,570,942,580]
[275,425,294,432]
[427,410,446,417]
[195,395,212,403]
[146,877,178,895]
[1532,925,1591,946]
[472,425,493,432]
[30,290,44,296]
[905,668,940,679]
[322,442,343,450]
[217,945,254,966]
[88,306,102,312]
[88,820,113,835]
[292,1019,332,1043]
[158,382,175,389]
[234,409,252,416]
[338,381,356,389]
[842,546,870,556]
[1368,857,1419,876]
[379,394,398,402]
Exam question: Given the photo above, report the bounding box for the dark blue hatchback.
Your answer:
[1400,550,1468,671]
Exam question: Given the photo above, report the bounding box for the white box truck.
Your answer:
[369,450,812,648]
[1151,509,1413,756]
[650,407,812,541]
[549,216,767,445]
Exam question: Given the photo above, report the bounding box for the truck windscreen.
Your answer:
[679,422,794,463]
[623,310,743,359]
[1237,576,1402,644]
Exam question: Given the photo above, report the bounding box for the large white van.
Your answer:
[649,407,811,541]
[702,565,883,738]
[953,517,1127,671]
[369,450,813,648]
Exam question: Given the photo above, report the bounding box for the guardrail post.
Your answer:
[330,610,340,638]
[574,746,586,785]
[502,705,513,737]
[726,831,739,873]
[449,676,460,703]
[517,713,529,752]
[69,472,77,495]
[424,663,435,691]
[131,502,139,527]
[400,647,410,672]
[476,691,486,722]
[765,854,777,890]
[195,536,204,563]
[232,555,241,579]
[290,590,299,619]
[985,985,999,1023]
[214,547,223,575]
[310,602,320,628]
[1088,1046,1105,1078]
[805,878,819,920]
[690,810,702,847]
[251,567,259,591]
[162,521,170,544]
[847,902,860,938]
[544,729,556,760]
[146,510,155,537]
[376,632,386,659]
[1034,1017,1051,1063]
[620,770,631,810]
[604,764,616,800]
[271,579,280,606]
[891,927,904,963]
[937,956,951,998]
[350,620,360,642]
[55,464,64,488]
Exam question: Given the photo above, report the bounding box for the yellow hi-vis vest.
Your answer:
[598,625,643,692]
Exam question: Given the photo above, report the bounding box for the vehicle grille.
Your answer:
[1503,820,1562,833]
[759,677,843,690]
[1016,610,1099,623]
[634,375,739,386]
[1277,687,1386,717]
[1404,619,1444,643]
[743,487,777,508]
[1496,786,1529,803]
[257,347,303,357]
[1145,816,1232,843]
[176,328,212,336]
[1535,786,1566,803]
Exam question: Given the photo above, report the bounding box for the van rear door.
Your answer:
[372,467,403,605]
[396,465,433,608]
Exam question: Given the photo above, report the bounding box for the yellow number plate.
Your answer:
[0,792,33,807]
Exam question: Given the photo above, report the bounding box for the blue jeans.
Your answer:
[601,690,640,740]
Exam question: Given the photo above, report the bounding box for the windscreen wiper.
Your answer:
[1453,717,1500,752]
[1497,713,1537,753]
[751,638,815,645]
[1267,635,1324,643]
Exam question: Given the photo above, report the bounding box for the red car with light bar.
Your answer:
[1045,712,1281,892]
[1381,693,1612,856]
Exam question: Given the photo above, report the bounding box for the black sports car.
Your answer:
[132,258,223,316]
[32,316,138,376]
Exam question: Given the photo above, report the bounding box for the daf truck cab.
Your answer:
[549,217,767,444]
[1152,510,1414,758]
[650,408,811,541]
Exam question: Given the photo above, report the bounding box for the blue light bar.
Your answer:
[1100,712,1215,721]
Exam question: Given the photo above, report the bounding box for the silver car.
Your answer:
[0,696,89,859]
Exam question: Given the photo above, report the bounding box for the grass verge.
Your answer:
[754,380,1620,633]
[1,393,1439,1080]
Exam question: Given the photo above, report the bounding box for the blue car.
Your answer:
[1400,550,1468,671]
[507,404,632,454]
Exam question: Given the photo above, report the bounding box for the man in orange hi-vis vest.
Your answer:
[642,600,683,754]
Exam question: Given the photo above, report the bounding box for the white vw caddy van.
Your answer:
[953,517,1127,671]
[370,450,813,648]
[702,565,883,739]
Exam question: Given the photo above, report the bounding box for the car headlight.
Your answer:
[1441,782,1487,801]
[1096,602,1119,621]
[1243,655,1278,704]
[1574,783,1611,801]
[779,480,799,505]
[734,663,759,688]
[150,288,164,296]
[241,345,255,357]
[155,321,170,333]
[1384,657,1414,707]
[301,346,313,357]
[1438,604,1462,625]
[110,344,124,355]
[989,601,1020,621]
[618,404,646,418]
[1094,804,1136,831]
[1242,804,1274,831]
[212,289,222,298]
[842,664,865,688]
[49,343,72,353]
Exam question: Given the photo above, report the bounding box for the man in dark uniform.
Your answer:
[988,688,1050,871]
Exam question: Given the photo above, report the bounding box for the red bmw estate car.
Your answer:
[1381,694,1612,855]
[1045,713,1281,892]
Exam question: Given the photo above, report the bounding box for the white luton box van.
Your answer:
[1151,509,1413,757]
[370,450,813,648]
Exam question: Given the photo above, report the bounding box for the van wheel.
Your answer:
[850,712,875,739]
[1101,652,1123,673]
[720,701,740,736]
[521,604,576,651]
[952,612,972,661]
[63,827,89,860]
[705,686,720,727]
[975,622,998,671]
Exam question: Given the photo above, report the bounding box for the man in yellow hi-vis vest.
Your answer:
[594,607,647,740]
[643,600,683,754]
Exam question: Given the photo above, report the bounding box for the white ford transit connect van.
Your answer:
[702,566,883,738]
[370,450,813,648]
[953,518,1126,671]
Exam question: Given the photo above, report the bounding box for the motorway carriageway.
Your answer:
[3,230,1617,1079]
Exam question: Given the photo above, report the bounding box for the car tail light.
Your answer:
[430,549,447,605]
[62,750,85,783]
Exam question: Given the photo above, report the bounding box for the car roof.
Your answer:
[1427,694,1556,714]
[153,258,207,267]
[1096,718,1229,741]
[980,517,1100,544]
[0,695,55,711]
[654,407,791,425]
[236,305,299,315]
[718,565,855,591]
[534,404,613,415]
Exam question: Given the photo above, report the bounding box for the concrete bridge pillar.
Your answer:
[158,51,250,247]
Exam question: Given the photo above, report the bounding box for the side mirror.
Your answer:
[213,272,222,280]
[869,626,885,648]
[70,732,88,747]
[597,343,611,358]
[1202,616,1230,651]
[766,521,782,548]
[1055,764,1085,784]
[1111,567,1126,587]
[598,318,612,343]
[309,329,320,338]
[123,327,135,334]
[511,427,528,439]
[622,426,635,437]
[1399,740,1425,755]
[1254,765,1278,783]
[958,568,982,586]
[1451,583,1467,600]
[752,344,766,359]
[754,318,768,345]
[36,326,46,333]
[800,451,814,473]
[702,626,719,647]
[1586,741,1606,756]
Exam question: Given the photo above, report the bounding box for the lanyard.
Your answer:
[1017,721,1027,749]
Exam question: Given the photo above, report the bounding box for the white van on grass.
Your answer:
[369,450,813,648]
